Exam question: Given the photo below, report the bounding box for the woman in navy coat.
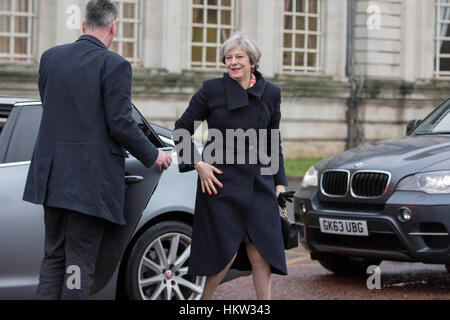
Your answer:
[174,33,288,300]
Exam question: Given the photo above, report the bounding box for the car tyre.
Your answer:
[124,221,205,300]
[317,253,381,276]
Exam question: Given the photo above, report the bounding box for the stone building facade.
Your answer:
[1,0,450,158]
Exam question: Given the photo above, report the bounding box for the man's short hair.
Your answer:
[84,0,117,30]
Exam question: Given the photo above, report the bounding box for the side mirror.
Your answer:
[406,119,422,135]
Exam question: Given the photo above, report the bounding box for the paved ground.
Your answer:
[214,245,450,300]
[213,178,450,300]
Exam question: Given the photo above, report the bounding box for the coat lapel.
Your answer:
[247,71,266,101]
[224,71,267,110]
[224,72,248,110]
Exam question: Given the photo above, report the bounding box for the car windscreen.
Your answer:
[0,104,12,137]
[413,99,450,135]
[4,106,42,163]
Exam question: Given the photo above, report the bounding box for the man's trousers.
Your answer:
[36,206,108,300]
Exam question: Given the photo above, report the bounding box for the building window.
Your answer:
[191,0,236,70]
[282,0,322,73]
[0,0,36,63]
[435,0,450,78]
[111,0,142,66]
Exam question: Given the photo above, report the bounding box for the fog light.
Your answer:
[398,207,412,222]
[300,202,307,215]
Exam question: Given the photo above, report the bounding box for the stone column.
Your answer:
[354,0,403,78]
[36,0,85,58]
[402,0,418,82]
[323,0,347,80]
[417,0,435,80]
[141,0,163,69]
[253,0,284,77]
[160,0,189,73]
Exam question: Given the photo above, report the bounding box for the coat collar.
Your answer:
[224,71,267,110]
[76,34,107,49]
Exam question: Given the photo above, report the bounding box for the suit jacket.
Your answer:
[23,35,159,225]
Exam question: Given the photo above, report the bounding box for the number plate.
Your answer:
[319,218,369,236]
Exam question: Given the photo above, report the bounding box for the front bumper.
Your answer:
[294,188,450,264]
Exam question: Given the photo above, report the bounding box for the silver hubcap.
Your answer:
[138,232,205,300]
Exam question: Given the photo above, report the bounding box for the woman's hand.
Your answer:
[275,185,286,198]
[194,161,223,195]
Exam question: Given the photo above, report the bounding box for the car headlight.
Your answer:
[396,171,450,194]
[301,166,318,188]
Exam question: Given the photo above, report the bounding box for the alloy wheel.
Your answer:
[137,232,205,300]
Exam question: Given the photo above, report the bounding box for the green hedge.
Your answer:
[284,158,323,177]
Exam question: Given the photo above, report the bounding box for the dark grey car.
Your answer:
[294,98,450,275]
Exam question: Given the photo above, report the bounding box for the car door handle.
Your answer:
[125,175,144,185]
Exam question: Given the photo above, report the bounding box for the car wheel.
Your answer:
[446,264,450,274]
[124,221,205,300]
[317,253,381,276]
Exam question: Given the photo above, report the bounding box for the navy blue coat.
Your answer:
[174,71,288,276]
[23,35,159,225]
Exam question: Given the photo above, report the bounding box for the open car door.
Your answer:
[91,106,171,294]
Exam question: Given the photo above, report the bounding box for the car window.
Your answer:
[0,118,5,136]
[414,99,450,134]
[4,106,42,163]
[0,104,12,137]
[1,105,168,164]
[131,106,167,148]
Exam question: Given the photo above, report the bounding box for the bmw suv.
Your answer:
[294,98,450,275]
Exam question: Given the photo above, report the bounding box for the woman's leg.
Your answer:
[201,253,237,300]
[246,242,271,300]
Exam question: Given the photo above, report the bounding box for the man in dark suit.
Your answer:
[22,0,172,300]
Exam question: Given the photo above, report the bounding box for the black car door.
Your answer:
[91,107,170,294]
